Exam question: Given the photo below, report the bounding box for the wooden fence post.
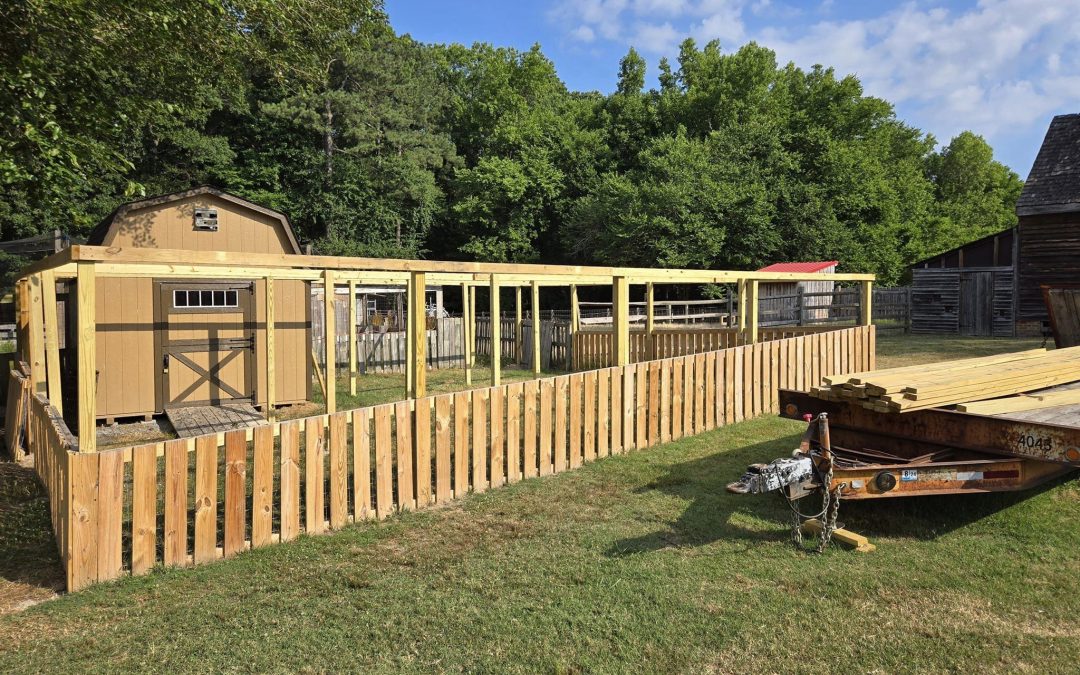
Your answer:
[737,278,747,334]
[860,280,873,326]
[531,282,542,375]
[515,286,523,364]
[265,276,276,416]
[461,283,472,385]
[570,283,579,370]
[613,276,630,367]
[41,271,62,414]
[27,273,46,397]
[748,280,759,344]
[409,272,427,398]
[349,279,357,396]
[323,270,336,413]
[76,262,96,452]
[490,275,501,386]
[796,286,805,326]
[646,282,655,361]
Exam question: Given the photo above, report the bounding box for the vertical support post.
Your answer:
[860,280,873,326]
[40,270,62,414]
[796,286,805,326]
[727,286,734,328]
[27,273,46,396]
[748,280,759,344]
[405,274,415,397]
[323,270,336,414]
[531,281,541,375]
[409,272,427,398]
[15,279,27,364]
[646,282,655,361]
[737,278,747,332]
[77,262,96,452]
[515,286,523,364]
[461,283,472,385]
[490,275,501,386]
[570,284,580,371]
[265,276,276,417]
[348,280,357,396]
[613,276,630,367]
[469,286,477,379]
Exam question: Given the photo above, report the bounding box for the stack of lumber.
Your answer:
[955,387,1080,414]
[812,347,1080,413]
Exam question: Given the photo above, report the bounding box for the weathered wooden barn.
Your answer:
[756,261,836,324]
[910,113,1080,336]
[909,230,1016,337]
[78,186,310,422]
[1014,113,1080,335]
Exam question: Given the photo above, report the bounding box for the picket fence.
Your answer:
[26,325,873,592]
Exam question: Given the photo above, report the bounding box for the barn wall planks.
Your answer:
[27,326,873,592]
[911,267,1014,337]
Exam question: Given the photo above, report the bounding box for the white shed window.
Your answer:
[173,289,239,308]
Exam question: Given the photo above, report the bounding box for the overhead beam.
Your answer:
[61,245,876,283]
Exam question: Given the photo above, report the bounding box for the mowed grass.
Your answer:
[1,335,1079,672]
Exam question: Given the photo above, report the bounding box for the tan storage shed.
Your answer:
[83,186,310,421]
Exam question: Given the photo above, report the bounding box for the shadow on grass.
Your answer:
[607,431,1076,556]
[0,462,65,612]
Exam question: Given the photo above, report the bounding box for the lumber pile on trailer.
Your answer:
[812,347,1080,413]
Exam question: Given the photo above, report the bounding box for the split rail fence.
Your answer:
[25,325,873,591]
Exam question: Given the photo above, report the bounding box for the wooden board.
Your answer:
[194,434,219,564]
[252,424,274,547]
[224,429,247,556]
[166,402,267,438]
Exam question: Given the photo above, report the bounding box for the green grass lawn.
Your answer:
[2,335,1079,672]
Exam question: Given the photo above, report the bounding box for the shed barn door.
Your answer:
[157,281,255,408]
[959,272,994,336]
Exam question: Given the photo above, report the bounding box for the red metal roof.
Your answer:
[756,261,838,273]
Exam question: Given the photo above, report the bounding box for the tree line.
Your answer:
[2,1,1023,285]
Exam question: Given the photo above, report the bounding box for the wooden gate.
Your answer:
[156,281,255,408]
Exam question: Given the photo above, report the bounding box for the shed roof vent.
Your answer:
[194,207,218,231]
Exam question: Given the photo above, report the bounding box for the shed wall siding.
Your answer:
[91,276,309,420]
[101,194,295,255]
[1016,213,1080,323]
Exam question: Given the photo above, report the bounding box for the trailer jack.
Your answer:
[727,413,850,553]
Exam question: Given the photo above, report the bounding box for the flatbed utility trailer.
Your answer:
[775,389,1076,500]
[727,387,1080,551]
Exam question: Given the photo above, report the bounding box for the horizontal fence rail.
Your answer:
[26,325,873,591]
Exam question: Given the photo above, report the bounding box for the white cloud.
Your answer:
[571,24,597,42]
[631,21,682,53]
[550,0,1080,160]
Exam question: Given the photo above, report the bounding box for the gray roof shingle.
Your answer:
[1017,113,1080,216]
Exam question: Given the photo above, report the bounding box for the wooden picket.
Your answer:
[24,325,873,592]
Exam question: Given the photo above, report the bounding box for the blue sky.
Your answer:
[389,0,1080,175]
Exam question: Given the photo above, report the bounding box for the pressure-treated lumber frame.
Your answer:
[17,245,873,451]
